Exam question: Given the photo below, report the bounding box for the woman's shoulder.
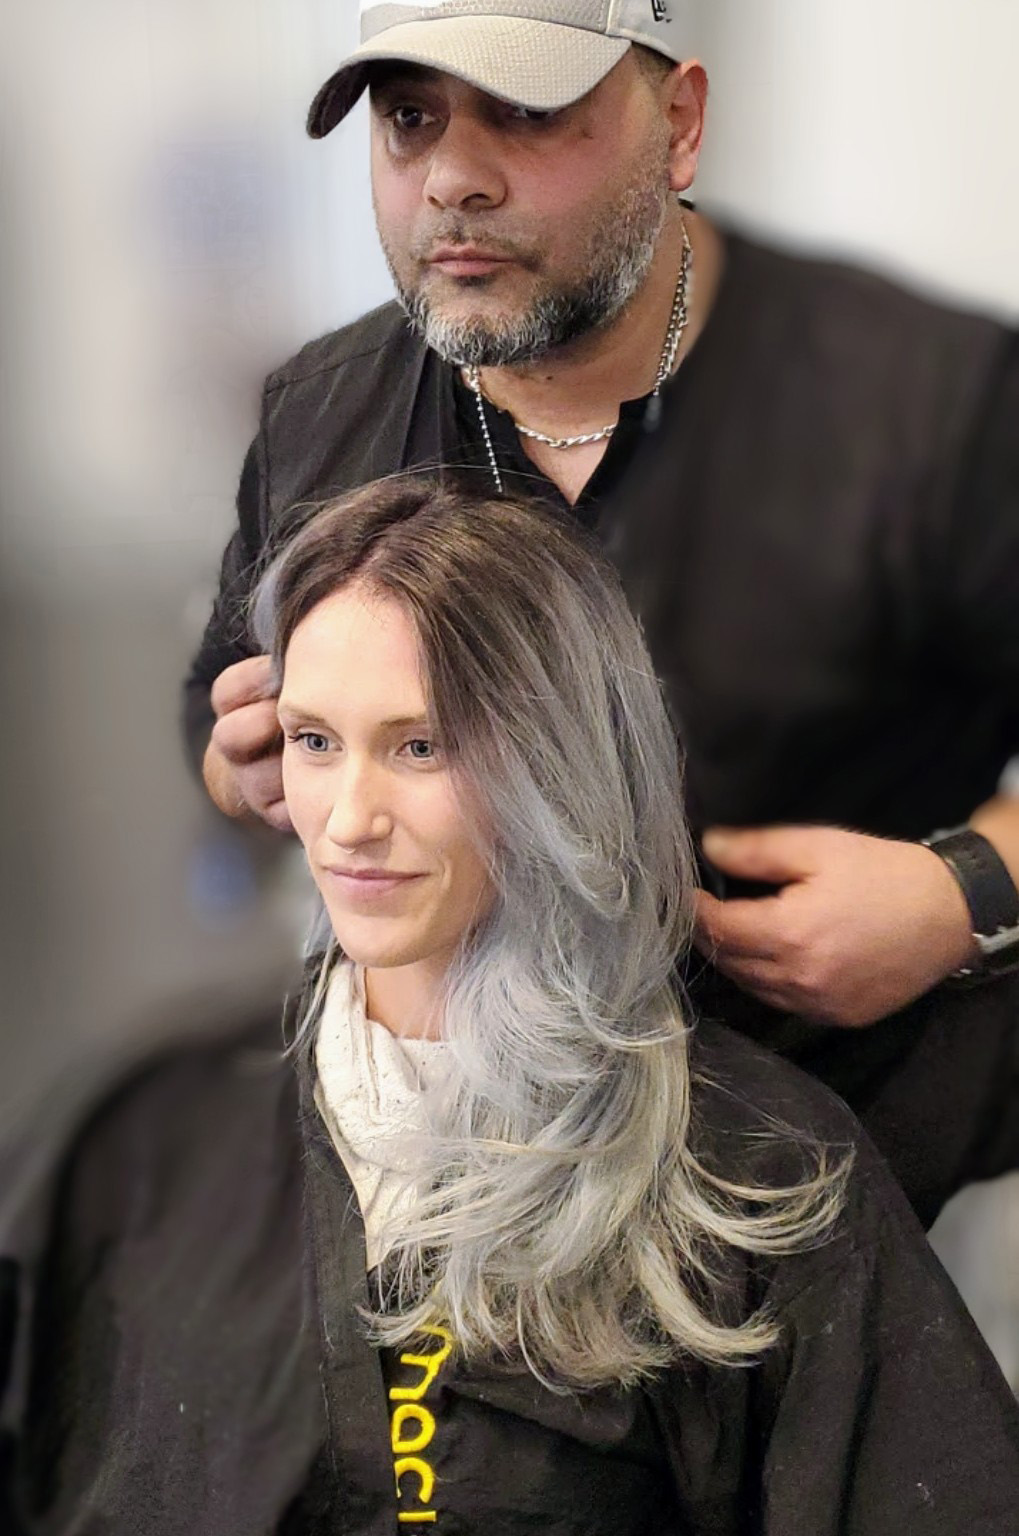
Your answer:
[684,1017,902,1299]
[687,1016,867,1167]
[672,1026,1019,1533]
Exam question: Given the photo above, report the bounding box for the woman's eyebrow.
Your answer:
[276,702,431,732]
[381,713,431,729]
[276,700,331,726]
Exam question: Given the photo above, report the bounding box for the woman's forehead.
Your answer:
[282,586,429,715]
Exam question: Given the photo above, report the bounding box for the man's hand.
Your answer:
[202,655,292,833]
[694,824,979,1027]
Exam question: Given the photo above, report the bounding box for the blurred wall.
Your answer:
[696,0,1019,315]
[1,0,394,1148]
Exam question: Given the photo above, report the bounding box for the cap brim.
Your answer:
[307,15,631,138]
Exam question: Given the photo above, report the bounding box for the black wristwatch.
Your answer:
[922,826,1019,982]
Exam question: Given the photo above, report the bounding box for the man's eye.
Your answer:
[507,104,559,124]
[389,104,434,132]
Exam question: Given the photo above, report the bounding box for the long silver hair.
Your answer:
[252,476,848,1388]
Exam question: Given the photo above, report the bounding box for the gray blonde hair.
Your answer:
[253,476,848,1389]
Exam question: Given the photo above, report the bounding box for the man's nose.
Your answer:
[422,116,507,211]
[324,758,394,848]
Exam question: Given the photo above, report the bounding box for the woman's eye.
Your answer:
[403,738,437,762]
[290,730,330,755]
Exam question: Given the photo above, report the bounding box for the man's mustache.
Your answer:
[410,221,541,267]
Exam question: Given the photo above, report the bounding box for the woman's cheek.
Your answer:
[281,758,319,850]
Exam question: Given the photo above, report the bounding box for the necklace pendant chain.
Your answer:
[471,382,504,495]
[465,214,693,482]
[653,215,693,395]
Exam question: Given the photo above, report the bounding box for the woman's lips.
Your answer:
[322,867,425,901]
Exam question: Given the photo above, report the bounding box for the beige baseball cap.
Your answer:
[308,0,692,138]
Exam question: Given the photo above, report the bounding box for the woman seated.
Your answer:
[6,477,1019,1534]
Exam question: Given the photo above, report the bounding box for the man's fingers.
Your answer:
[205,656,289,837]
[261,797,294,835]
[234,753,286,816]
[693,925,801,1013]
[210,654,277,717]
[693,890,782,961]
[709,954,790,1008]
[701,824,824,885]
[211,698,282,766]
[203,735,289,830]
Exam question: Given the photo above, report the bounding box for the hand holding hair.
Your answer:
[204,654,292,833]
[694,824,977,1027]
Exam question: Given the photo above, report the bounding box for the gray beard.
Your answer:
[387,183,670,368]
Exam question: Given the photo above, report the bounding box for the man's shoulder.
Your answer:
[265,299,426,393]
[727,223,1009,361]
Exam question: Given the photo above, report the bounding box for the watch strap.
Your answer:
[923,826,1019,980]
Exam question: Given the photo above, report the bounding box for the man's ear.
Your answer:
[663,61,708,193]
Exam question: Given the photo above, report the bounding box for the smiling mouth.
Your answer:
[325,867,422,882]
[322,867,426,902]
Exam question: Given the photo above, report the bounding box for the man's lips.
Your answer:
[427,246,514,277]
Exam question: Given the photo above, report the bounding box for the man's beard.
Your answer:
[381,168,672,368]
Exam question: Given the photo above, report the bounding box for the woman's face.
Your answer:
[278,582,494,981]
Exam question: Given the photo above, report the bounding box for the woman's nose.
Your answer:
[324,759,394,848]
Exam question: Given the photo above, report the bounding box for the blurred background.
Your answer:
[1,0,1017,1382]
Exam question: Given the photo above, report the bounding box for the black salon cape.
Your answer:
[3,1013,1019,1535]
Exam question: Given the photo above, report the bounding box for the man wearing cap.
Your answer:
[185,0,1019,1226]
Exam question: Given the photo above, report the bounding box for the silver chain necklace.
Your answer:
[464,215,693,494]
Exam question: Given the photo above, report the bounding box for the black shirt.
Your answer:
[186,228,1019,833]
[183,228,1019,1224]
[446,235,1019,841]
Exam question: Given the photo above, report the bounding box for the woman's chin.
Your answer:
[326,919,429,974]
